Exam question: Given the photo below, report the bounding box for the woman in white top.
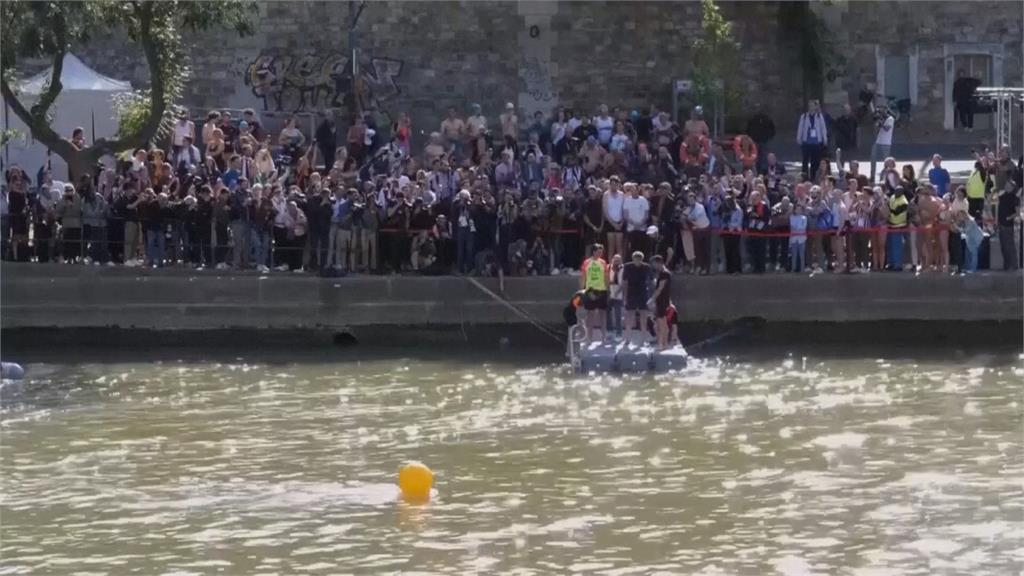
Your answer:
[603,178,626,257]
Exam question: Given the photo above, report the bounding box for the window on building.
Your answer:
[884,55,910,102]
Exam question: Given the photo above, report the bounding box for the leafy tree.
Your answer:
[0,0,253,181]
[690,0,740,135]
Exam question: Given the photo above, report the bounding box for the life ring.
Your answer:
[679,134,710,166]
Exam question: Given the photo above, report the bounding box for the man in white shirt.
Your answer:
[171,110,195,156]
[870,107,895,183]
[622,182,650,256]
[593,104,615,147]
[796,99,827,181]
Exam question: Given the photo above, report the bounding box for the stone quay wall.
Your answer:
[3,264,1021,333]
[30,1,1021,143]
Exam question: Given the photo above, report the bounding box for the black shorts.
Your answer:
[584,289,609,311]
[625,293,647,312]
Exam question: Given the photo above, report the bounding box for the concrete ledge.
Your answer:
[2,263,1021,330]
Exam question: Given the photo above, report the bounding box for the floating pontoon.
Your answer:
[568,327,688,373]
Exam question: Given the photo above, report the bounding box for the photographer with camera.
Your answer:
[870,106,895,184]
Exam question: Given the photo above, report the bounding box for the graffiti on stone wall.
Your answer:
[244,52,404,113]
[521,56,557,107]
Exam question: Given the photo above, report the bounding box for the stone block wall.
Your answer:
[838,0,1022,138]
[16,1,1023,145]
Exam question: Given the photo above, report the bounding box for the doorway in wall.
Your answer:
[953,54,993,130]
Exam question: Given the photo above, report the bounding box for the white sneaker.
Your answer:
[216,262,229,270]
[106,261,116,267]
[275,264,289,271]
[550,268,561,275]
[258,265,270,273]
[83,257,92,265]
[292,268,304,274]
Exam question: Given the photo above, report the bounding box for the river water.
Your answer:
[1,348,1022,575]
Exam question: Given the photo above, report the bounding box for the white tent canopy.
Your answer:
[2,53,131,179]
[19,53,131,95]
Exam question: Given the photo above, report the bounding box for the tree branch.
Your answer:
[0,75,75,160]
[95,1,165,156]
[30,13,68,122]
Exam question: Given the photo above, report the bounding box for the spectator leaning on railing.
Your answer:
[1,99,1021,277]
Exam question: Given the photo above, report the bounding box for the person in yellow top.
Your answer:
[886,186,909,270]
[579,243,609,342]
[965,160,991,219]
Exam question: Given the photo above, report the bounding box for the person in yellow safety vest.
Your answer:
[579,243,609,342]
[965,160,991,219]
[886,186,909,270]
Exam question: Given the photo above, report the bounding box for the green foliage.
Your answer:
[690,0,741,121]
[0,0,254,170]
[778,2,845,102]
[111,91,185,142]
[1,128,24,148]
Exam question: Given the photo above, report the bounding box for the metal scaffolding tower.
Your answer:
[975,87,1024,152]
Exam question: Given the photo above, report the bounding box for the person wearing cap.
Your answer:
[684,106,709,139]
[621,249,651,345]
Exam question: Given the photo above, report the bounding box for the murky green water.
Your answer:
[2,350,1022,575]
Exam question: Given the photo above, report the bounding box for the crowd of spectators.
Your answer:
[1,99,1022,277]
